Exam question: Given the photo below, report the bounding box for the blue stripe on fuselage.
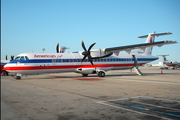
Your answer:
[9,57,158,64]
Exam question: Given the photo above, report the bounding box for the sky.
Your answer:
[1,0,180,64]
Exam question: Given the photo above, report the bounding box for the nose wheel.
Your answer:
[16,73,22,80]
[16,76,21,80]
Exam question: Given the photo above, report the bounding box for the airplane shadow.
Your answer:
[106,72,179,77]
[22,72,179,80]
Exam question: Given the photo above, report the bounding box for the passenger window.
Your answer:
[52,59,55,62]
[20,56,25,60]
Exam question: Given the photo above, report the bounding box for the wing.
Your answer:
[104,40,177,56]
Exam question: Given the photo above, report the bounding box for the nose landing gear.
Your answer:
[16,73,22,80]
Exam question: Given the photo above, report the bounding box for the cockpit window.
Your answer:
[25,56,29,60]
[15,56,20,60]
[20,56,25,60]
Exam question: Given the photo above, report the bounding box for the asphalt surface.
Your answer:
[1,67,180,120]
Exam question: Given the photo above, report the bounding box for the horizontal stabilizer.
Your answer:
[138,32,172,38]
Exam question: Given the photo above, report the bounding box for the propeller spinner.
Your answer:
[81,41,113,67]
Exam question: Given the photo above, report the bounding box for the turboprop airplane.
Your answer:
[1,55,14,76]
[4,32,177,79]
[158,55,180,69]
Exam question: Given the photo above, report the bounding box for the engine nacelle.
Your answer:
[90,49,106,58]
[75,68,96,74]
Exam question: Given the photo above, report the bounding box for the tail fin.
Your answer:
[157,55,169,62]
[138,31,172,56]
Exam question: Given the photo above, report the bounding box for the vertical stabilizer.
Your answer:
[144,32,155,56]
[157,55,169,62]
[138,31,172,56]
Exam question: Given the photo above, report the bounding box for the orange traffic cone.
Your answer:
[161,69,163,74]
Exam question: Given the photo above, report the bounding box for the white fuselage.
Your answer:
[4,51,158,75]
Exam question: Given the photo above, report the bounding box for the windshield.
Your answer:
[25,56,29,60]
[20,56,25,60]
[15,56,20,60]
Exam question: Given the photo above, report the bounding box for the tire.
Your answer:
[82,74,88,77]
[3,73,6,76]
[6,72,9,76]
[16,76,21,80]
[98,71,105,77]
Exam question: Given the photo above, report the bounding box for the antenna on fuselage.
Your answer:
[42,48,45,53]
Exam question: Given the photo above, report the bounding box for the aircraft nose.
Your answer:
[3,64,9,71]
[156,56,159,60]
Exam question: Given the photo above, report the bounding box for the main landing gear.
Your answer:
[82,74,88,77]
[82,70,106,77]
[98,71,105,77]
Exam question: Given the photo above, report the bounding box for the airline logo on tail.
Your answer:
[163,56,167,61]
[138,31,172,56]
[150,37,152,43]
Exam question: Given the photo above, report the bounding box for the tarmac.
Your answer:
[1,67,180,120]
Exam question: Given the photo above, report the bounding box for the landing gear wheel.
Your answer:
[6,72,9,76]
[98,71,105,77]
[16,76,21,80]
[82,74,88,77]
[3,73,5,76]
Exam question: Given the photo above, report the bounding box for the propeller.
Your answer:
[11,55,14,61]
[81,41,113,67]
[56,43,59,53]
[6,55,8,60]
[81,41,96,66]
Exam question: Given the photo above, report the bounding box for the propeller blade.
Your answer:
[82,41,87,51]
[81,55,87,63]
[81,41,95,67]
[6,55,8,60]
[56,43,59,53]
[92,52,113,59]
[10,55,14,61]
[88,43,96,52]
[12,56,14,60]
[88,55,94,67]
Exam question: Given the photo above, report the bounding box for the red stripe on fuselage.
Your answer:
[165,64,176,67]
[4,63,145,71]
